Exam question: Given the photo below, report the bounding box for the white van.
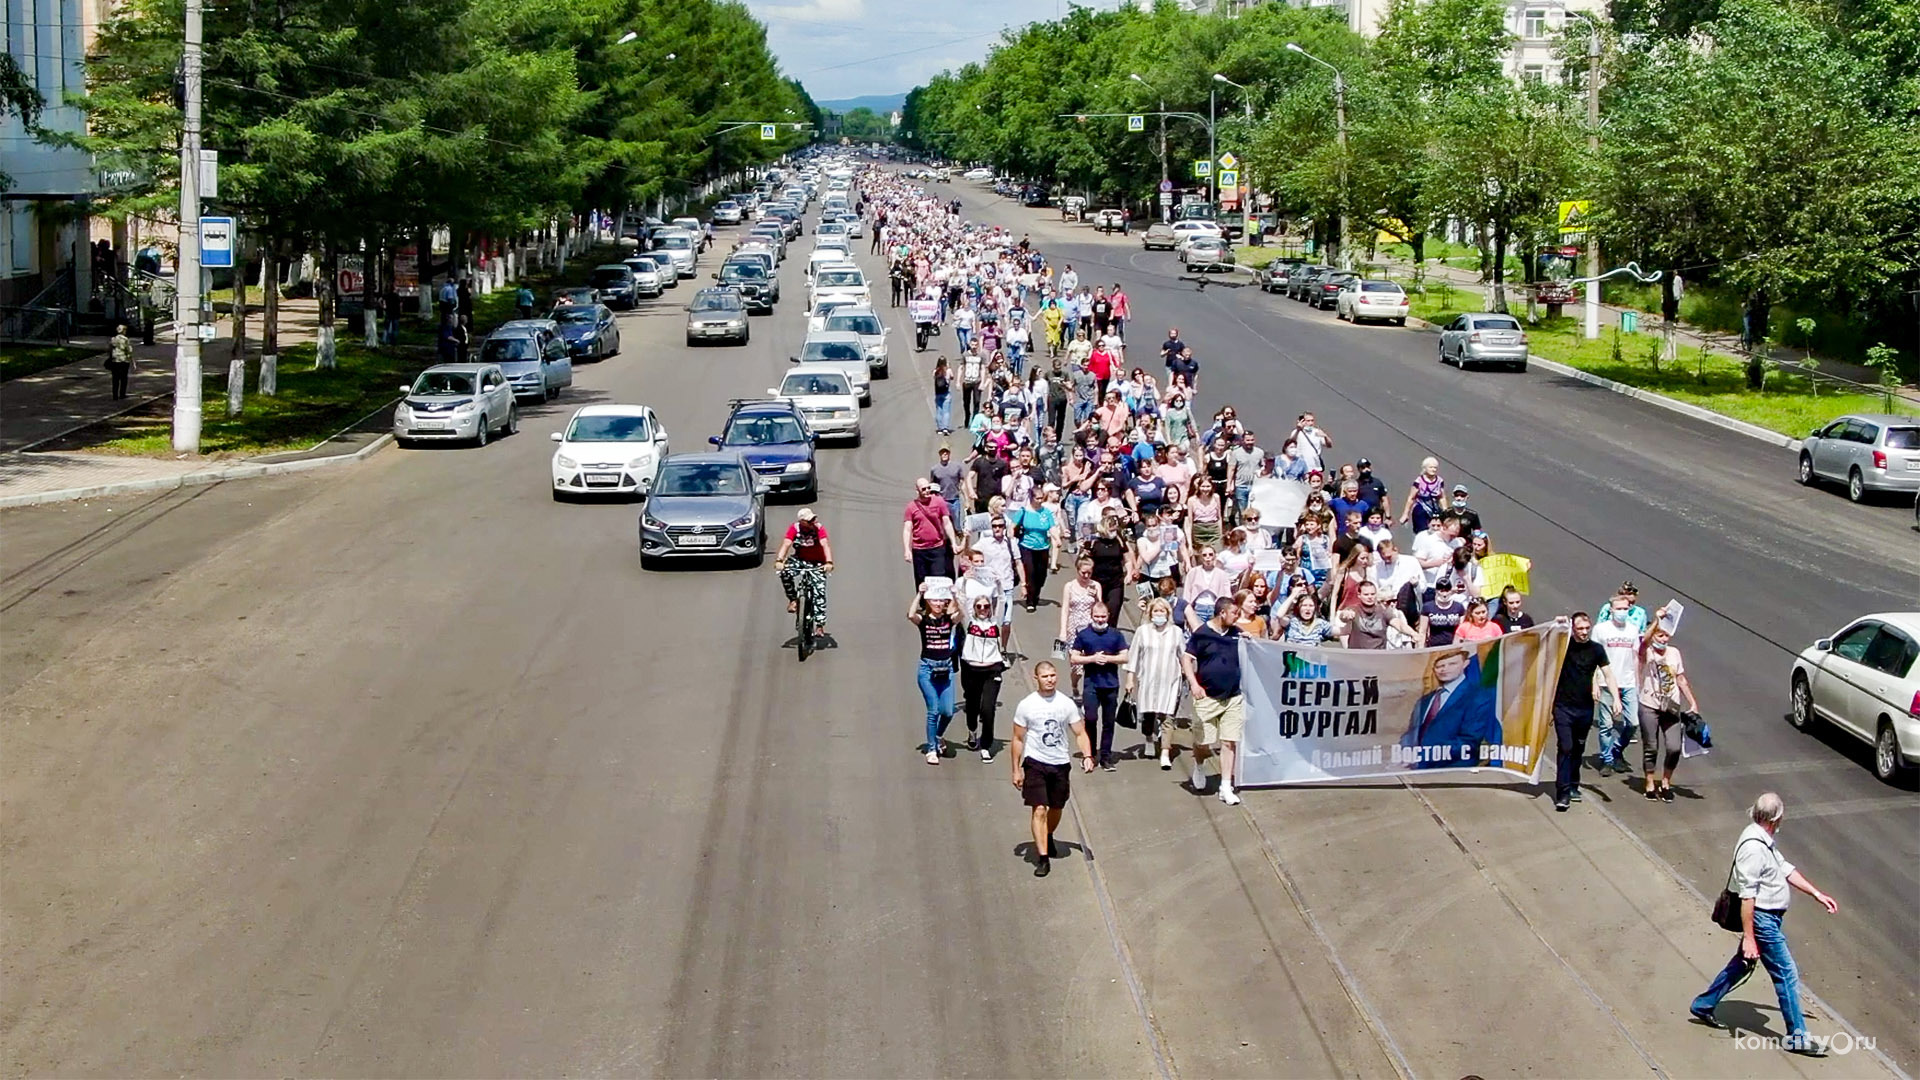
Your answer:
[652,228,697,277]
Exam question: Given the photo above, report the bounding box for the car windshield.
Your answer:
[658,235,692,250]
[715,201,737,210]
[818,223,846,234]
[826,313,883,335]
[803,342,862,362]
[553,307,597,324]
[722,264,767,281]
[817,270,862,287]
[590,269,629,286]
[724,415,807,445]
[1886,427,1919,450]
[412,372,475,395]
[1362,281,1403,293]
[566,414,650,441]
[782,373,851,396]
[625,260,657,275]
[480,338,539,362]
[693,294,741,312]
[654,462,749,496]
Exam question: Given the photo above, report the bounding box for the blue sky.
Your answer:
[743,0,1073,102]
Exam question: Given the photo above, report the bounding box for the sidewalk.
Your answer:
[1372,253,1920,408]
[1,296,326,454]
[0,296,386,507]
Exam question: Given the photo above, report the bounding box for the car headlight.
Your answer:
[556,454,577,469]
[728,511,757,529]
[641,513,664,530]
[627,454,652,470]
[454,401,477,413]
[788,460,814,473]
[395,403,412,420]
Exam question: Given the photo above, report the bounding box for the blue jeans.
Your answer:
[934,390,951,431]
[1595,685,1639,766]
[918,659,956,752]
[1074,398,1094,425]
[1008,341,1024,375]
[956,327,971,351]
[1692,909,1808,1045]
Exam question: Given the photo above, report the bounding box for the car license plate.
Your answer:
[678,534,720,547]
[586,472,621,485]
[413,424,447,432]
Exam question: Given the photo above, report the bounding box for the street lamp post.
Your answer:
[1284,43,1349,269]
[172,0,204,452]
[1212,73,1251,220]
[1566,11,1603,340]
[1130,73,1169,222]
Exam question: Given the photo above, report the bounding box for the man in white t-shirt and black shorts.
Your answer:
[1012,660,1094,877]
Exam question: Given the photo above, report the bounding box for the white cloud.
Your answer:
[744,0,1034,99]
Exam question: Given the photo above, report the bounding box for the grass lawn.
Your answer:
[1402,280,1902,438]
[86,342,428,457]
[0,342,98,382]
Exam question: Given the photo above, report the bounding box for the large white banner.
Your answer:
[1238,625,1570,786]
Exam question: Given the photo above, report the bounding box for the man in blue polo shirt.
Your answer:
[1182,594,1245,804]
[1070,603,1130,771]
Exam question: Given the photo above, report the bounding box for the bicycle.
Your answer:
[778,559,831,661]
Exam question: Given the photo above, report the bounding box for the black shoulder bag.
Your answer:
[1710,837,1766,933]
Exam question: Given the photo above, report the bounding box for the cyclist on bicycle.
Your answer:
[774,508,834,634]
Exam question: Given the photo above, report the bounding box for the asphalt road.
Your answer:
[2,172,1914,1078]
[958,179,1919,1064]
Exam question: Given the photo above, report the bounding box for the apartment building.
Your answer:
[3,0,106,315]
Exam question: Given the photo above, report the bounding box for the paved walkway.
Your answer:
[1369,252,1920,407]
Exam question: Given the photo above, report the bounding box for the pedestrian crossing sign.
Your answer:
[1193,160,1212,178]
[761,124,777,141]
[1558,200,1590,234]
[1128,115,1145,132]
[1218,169,1239,189]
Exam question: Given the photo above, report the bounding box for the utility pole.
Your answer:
[1332,72,1349,269]
[1157,98,1168,222]
[1208,87,1217,210]
[171,0,204,452]
[1286,44,1350,269]
[1583,23,1602,340]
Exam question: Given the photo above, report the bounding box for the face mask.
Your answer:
[1151,614,1169,628]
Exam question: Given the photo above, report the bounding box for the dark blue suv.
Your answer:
[709,399,818,501]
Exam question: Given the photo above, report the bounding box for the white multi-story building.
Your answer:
[1221,0,1604,84]
[3,0,102,312]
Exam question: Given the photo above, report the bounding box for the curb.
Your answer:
[1402,316,1802,452]
[0,434,395,510]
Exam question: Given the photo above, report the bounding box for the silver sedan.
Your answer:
[1438,313,1530,371]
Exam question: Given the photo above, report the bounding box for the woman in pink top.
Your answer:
[1454,598,1505,642]
[1109,284,1130,340]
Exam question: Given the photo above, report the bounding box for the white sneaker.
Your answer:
[926,750,940,765]
[981,748,993,763]
[1218,786,1241,806]
[1190,761,1207,791]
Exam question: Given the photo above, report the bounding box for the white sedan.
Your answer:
[1336,279,1412,326]
[963,167,993,181]
[550,403,669,501]
[1790,611,1920,782]
[769,365,862,445]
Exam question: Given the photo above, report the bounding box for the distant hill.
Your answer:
[818,93,906,115]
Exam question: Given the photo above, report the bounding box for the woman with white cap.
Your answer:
[909,579,961,764]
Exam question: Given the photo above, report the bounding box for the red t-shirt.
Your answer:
[903,497,951,549]
[1088,349,1115,380]
[785,522,830,562]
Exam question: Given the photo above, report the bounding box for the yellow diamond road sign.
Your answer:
[1558,199,1590,234]
[1217,152,1238,170]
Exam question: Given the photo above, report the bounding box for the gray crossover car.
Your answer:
[685,288,750,346]
[637,452,769,569]
[1799,413,1920,502]
[393,364,518,446]
[1437,312,1530,371]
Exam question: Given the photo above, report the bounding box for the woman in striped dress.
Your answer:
[1126,597,1188,770]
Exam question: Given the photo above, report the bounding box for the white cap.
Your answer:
[796,508,816,521]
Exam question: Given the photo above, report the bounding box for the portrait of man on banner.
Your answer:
[1400,645,1502,769]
